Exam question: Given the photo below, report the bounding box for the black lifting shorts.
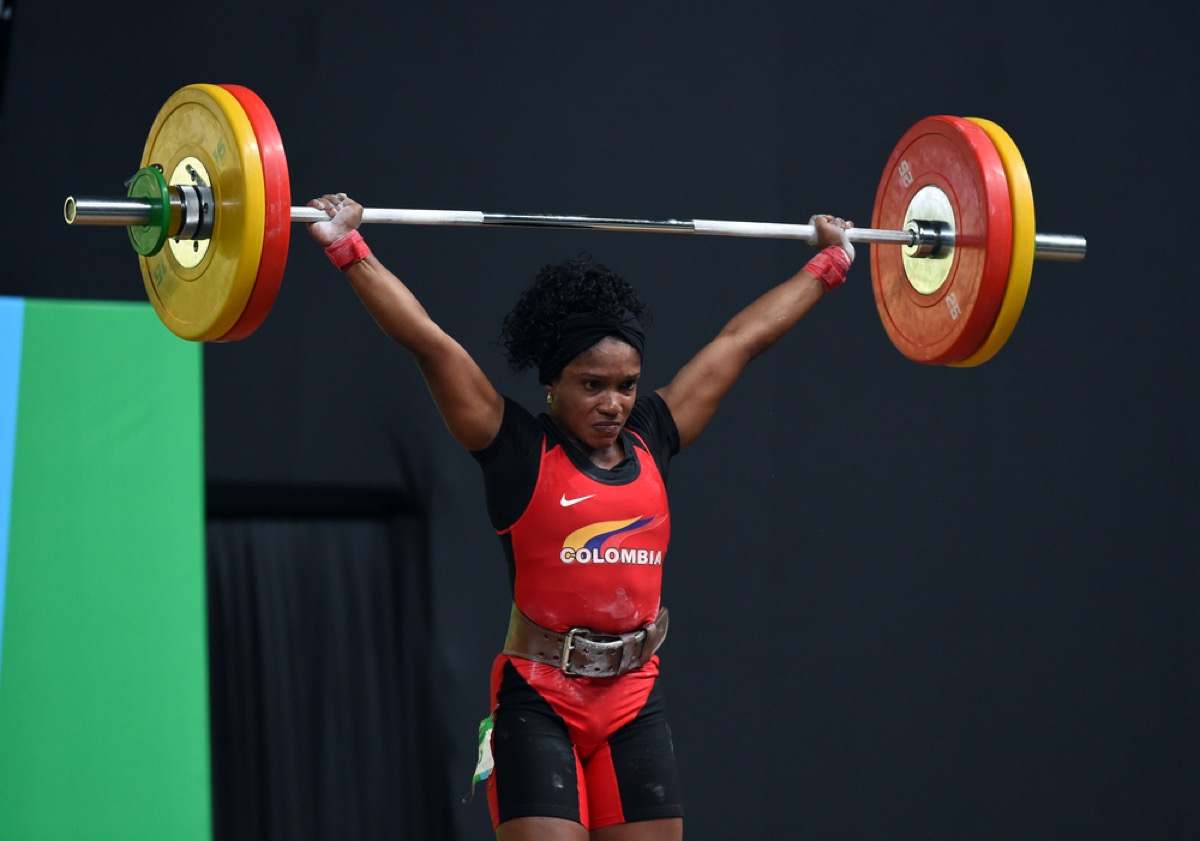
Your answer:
[486,660,685,830]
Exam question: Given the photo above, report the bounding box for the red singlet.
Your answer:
[472,394,684,829]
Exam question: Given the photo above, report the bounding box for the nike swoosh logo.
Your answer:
[560,493,597,507]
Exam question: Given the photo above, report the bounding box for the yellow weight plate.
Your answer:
[950,118,1036,367]
[138,84,266,341]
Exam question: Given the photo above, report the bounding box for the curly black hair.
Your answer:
[500,255,651,375]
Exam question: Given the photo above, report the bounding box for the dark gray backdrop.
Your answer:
[2,3,1196,840]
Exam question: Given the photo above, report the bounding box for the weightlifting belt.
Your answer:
[502,603,669,678]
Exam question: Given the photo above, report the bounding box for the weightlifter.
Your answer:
[307,192,854,841]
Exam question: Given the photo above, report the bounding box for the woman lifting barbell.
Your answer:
[306,191,853,841]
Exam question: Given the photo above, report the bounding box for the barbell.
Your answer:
[62,83,1086,365]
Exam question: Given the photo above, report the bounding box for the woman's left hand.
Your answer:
[810,214,855,263]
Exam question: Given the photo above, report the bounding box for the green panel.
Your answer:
[0,300,210,841]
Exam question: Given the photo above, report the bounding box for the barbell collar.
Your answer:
[1030,233,1087,262]
[64,196,158,227]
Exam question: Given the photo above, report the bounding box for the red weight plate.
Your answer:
[216,84,291,342]
[870,116,1012,365]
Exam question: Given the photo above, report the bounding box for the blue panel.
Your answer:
[0,298,25,685]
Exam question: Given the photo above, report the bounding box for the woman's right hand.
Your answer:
[307,193,364,247]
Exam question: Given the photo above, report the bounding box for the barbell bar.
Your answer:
[65,198,1086,261]
[61,83,1087,365]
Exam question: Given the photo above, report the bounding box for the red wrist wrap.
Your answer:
[325,230,371,270]
[804,246,851,291]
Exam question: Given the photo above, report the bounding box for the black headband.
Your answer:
[537,311,646,384]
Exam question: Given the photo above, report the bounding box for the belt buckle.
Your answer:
[560,627,588,675]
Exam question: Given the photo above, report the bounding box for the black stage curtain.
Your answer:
[206,494,452,841]
[0,0,13,124]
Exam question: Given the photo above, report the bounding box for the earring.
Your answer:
[546,393,553,405]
